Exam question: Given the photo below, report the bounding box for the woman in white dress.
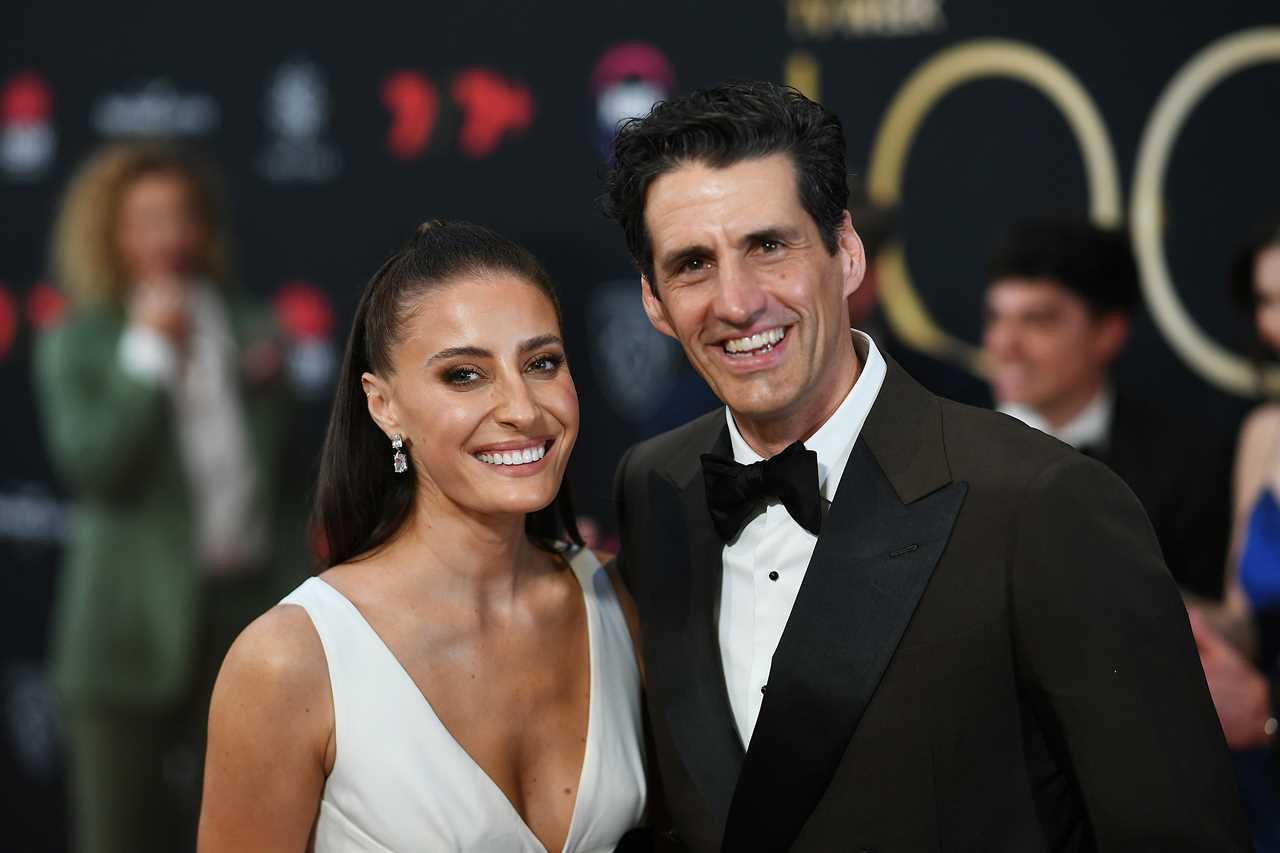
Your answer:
[197,221,647,852]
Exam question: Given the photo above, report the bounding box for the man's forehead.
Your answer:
[644,154,804,246]
[989,277,1080,306]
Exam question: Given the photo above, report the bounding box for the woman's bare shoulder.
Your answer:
[216,601,330,713]
[1241,403,1280,446]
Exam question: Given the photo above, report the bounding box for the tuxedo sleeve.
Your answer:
[1010,452,1250,850]
[611,444,638,592]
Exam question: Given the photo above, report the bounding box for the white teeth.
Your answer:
[475,444,547,466]
[724,327,785,354]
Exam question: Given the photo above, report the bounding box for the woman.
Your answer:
[198,221,646,852]
[34,143,305,853]
[1231,216,1280,626]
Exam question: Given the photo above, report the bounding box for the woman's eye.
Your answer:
[528,353,564,374]
[443,367,482,385]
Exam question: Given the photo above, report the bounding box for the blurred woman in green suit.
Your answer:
[33,143,307,853]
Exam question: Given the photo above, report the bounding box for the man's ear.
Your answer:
[1094,311,1131,362]
[837,209,867,301]
[640,276,677,339]
[361,372,402,440]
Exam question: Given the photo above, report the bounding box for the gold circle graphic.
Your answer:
[1130,27,1280,397]
[867,40,1122,373]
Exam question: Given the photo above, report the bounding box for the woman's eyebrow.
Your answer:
[518,334,563,354]
[427,345,491,364]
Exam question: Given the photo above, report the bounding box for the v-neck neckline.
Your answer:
[313,550,598,853]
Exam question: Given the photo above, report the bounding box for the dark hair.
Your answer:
[987,218,1139,316]
[1231,214,1280,314]
[314,220,582,569]
[1230,214,1280,379]
[602,80,849,287]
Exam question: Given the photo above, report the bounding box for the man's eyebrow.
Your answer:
[519,334,563,353]
[657,243,712,274]
[427,345,492,364]
[742,225,801,244]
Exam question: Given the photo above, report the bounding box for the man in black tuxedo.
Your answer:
[603,82,1248,851]
[983,219,1235,601]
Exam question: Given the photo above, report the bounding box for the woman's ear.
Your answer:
[361,372,401,440]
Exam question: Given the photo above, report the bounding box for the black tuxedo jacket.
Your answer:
[613,358,1248,853]
[1088,393,1235,601]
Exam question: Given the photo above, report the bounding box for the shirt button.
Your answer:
[769,571,779,581]
[760,684,767,694]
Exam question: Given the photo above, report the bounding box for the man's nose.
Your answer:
[713,258,767,327]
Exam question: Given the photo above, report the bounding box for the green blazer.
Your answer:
[34,294,310,710]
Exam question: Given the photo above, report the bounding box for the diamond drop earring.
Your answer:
[391,434,408,474]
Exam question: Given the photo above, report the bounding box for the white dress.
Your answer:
[279,547,647,852]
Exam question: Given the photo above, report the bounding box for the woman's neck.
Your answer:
[382,486,555,618]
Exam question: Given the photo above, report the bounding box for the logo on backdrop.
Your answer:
[93,78,220,137]
[787,0,947,38]
[273,280,337,399]
[381,68,534,160]
[0,284,16,361]
[382,70,439,159]
[590,43,676,159]
[259,59,342,183]
[1,71,56,180]
[452,69,534,159]
[587,280,684,421]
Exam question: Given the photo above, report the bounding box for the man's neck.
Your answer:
[1038,377,1109,431]
[734,345,862,459]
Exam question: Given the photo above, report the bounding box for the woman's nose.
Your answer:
[493,375,539,428]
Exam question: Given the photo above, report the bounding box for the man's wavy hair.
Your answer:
[52,141,231,306]
[602,80,849,290]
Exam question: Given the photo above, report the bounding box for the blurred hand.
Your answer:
[1190,606,1274,749]
[129,275,190,344]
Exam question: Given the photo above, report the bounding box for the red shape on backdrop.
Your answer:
[2,71,53,125]
[0,285,16,360]
[590,43,677,95]
[451,69,533,159]
[26,281,67,330]
[382,71,439,160]
[274,281,335,341]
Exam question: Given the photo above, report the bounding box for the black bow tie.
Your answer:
[700,440,823,542]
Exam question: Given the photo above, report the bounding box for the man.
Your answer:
[983,219,1234,600]
[604,82,1247,851]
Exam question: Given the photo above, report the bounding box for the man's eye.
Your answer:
[682,258,706,272]
[444,367,481,385]
[761,240,781,252]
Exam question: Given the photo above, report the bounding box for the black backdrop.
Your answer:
[3,2,1279,846]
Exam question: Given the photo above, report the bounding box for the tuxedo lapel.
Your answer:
[722,357,968,852]
[646,424,745,836]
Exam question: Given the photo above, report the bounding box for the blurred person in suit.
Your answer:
[983,218,1235,600]
[32,142,307,853]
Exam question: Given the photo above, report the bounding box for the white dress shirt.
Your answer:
[718,330,887,746]
[999,386,1114,451]
[119,283,265,574]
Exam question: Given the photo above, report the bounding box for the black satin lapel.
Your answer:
[646,469,745,837]
[722,441,968,853]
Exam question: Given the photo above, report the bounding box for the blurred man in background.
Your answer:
[33,143,308,853]
[983,218,1234,600]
